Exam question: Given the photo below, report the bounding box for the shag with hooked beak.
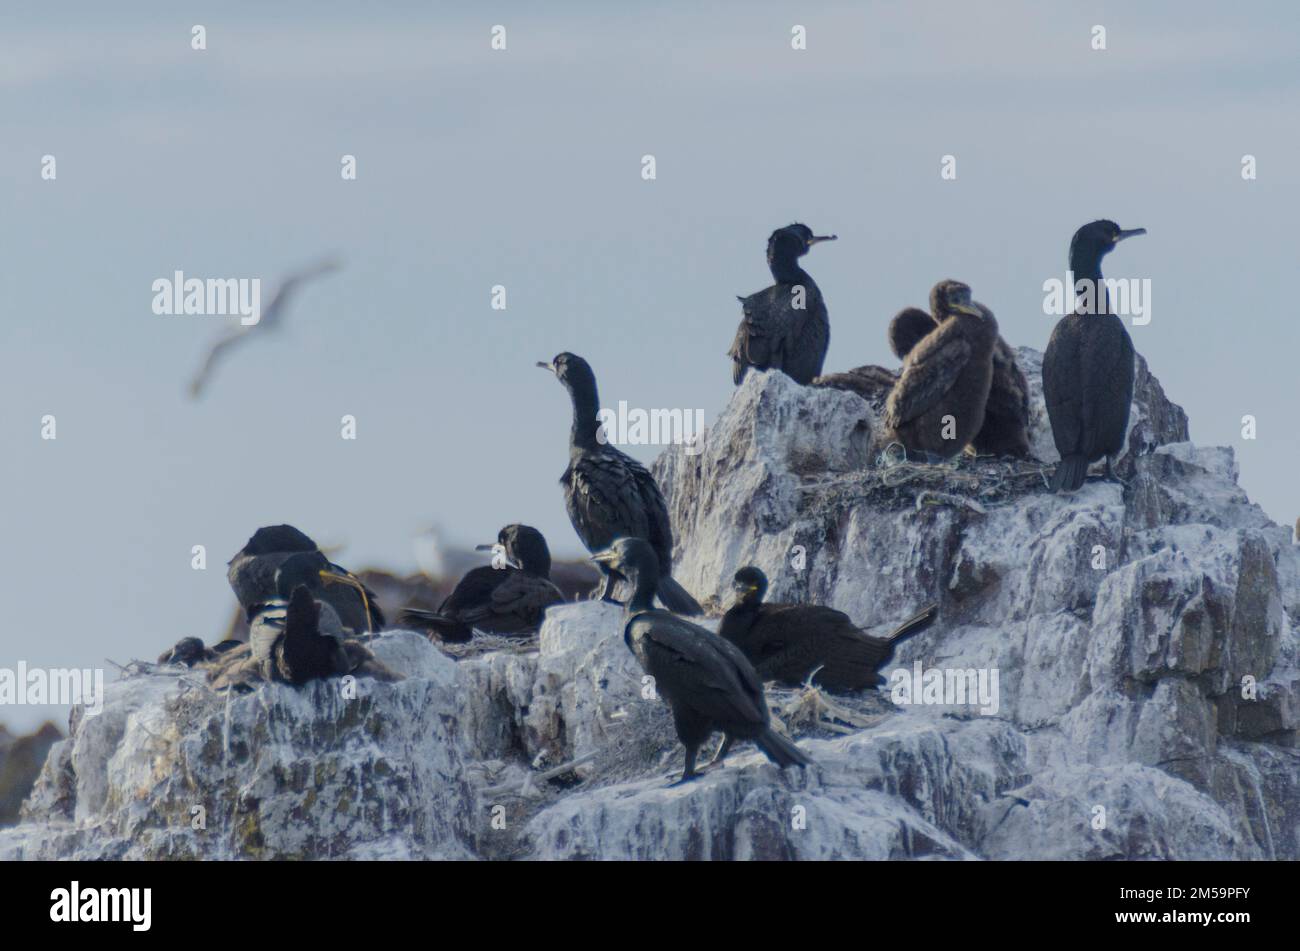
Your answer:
[226,524,384,637]
[400,524,565,642]
[537,352,703,615]
[592,538,811,784]
[720,566,939,691]
[883,280,1000,460]
[1042,220,1147,491]
[729,224,837,385]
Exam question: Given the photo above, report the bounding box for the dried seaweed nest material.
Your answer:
[422,631,542,659]
[769,681,894,737]
[799,444,1054,513]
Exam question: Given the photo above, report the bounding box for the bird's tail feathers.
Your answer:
[1051,455,1089,492]
[885,604,939,645]
[756,727,813,769]
[656,574,704,616]
[399,607,473,643]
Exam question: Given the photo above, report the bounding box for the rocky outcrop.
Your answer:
[3,348,1295,860]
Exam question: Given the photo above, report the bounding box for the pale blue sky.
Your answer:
[3,1,1298,729]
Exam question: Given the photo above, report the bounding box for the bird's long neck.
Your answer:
[521,550,552,577]
[627,568,657,613]
[769,256,810,286]
[1069,248,1109,315]
[567,379,603,451]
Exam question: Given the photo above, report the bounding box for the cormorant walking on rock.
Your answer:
[886,291,1032,458]
[719,567,938,691]
[400,524,565,641]
[729,224,837,385]
[883,280,999,461]
[227,524,385,636]
[592,538,811,783]
[1043,220,1146,491]
[537,353,702,615]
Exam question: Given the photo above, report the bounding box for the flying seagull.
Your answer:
[187,256,342,399]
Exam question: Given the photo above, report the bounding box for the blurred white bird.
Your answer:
[187,256,342,399]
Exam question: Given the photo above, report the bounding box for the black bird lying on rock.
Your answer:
[400,524,565,642]
[729,223,837,385]
[883,280,1000,461]
[156,636,243,667]
[1043,219,1146,492]
[227,524,385,637]
[205,551,400,690]
[591,538,811,784]
[719,566,938,691]
[537,352,702,615]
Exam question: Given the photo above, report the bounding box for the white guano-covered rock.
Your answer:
[3,348,1296,860]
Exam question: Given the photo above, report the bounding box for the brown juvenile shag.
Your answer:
[888,293,1031,458]
[883,280,999,461]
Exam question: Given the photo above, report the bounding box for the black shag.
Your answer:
[592,538,811,783]
[157,636,243,667]
[883,280,999,461]
[400,524,565,642]
[729,224,837,386]
[719,567,938,691]
[888,292,1032,458]
[1042,220,1146,491]
[537,352,702,615]
[227,524,385,636]
[211,551,400,689]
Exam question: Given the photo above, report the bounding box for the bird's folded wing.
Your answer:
[885,333,973,427]
[639,619,767,726]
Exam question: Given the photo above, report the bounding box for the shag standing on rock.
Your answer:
[720,567,938,691]
[537,352,702,615]
[227,524,385,636]
[1043,220,1146,491]
[400,524,565,642]
[883,280,999,461]
[592,538,811,784]
[729,224,837,385]
[887,293,1032,458]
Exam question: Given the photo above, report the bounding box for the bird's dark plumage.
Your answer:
[811,364,898,403]
[719,567,938,691]
[592,539,810,783]
[884,280,999,461]
[400,524,565,642]
[538,352,702,615]
[209,553,400,690]
[729,224,837,386]
[157,636,242,666]
[888,292,1031,458]
[226,524,384,636]
[1043,220,1146,491]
